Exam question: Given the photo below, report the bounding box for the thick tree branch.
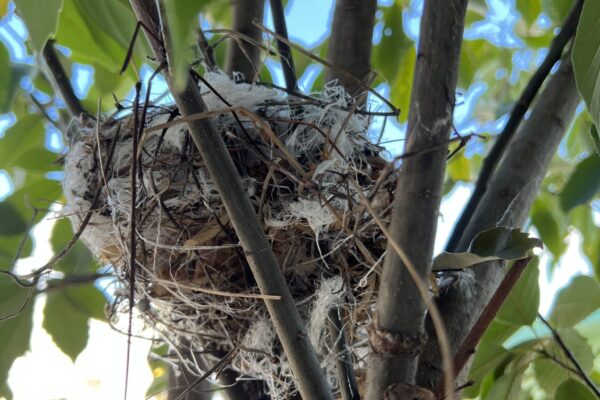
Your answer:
[268,0,297,91]
[445,0,584,252]
[365,1,468,399]
[417,53,580,389]
[326,0,377,97]
[128,1,333,398]
[42,40,88,118]
[225,0,264,81]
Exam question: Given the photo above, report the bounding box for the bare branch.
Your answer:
[538,314,600,398]
[128,1,333,398]
[445,0,584,252]
[417,52,580,389]
[365,1,468,398]
[42,40,89,118]
[328,307,360,400]
[326,0,377,97]
[267,0,297,91]
[225,0,264,81]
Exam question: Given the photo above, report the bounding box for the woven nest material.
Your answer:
[63,72,396,397]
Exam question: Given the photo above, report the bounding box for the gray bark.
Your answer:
[326,0,377,96]
[417,53,580,389]
[364,1,468,398]
[225,0,265,81]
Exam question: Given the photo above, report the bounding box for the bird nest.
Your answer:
[63,73,396,397]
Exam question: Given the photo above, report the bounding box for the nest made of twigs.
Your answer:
[63,72,396,397]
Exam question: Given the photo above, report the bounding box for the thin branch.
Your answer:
[267,0,297,91]
[328,307,360,400]
[253,22,399,113]
[433,257,532,397]
[167,363,214,400]
[365,1,468,398]
[175,348,238,400]
[197,29,217,73]
[445,0,584,252]
[538,314,600,398]
[128,1,333,398]
[42,40,88,118]
[417,52,581,389]
[225,0,264,81]
[326,0,377,97]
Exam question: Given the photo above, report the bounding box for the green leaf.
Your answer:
[549,275,600,327]
[466,342,511,396]
[481,319,521,344]
[390,46,416,123]
[0,274,35,399]
[55,0,122,72]
[432,227,542,270]
[43,285,106,361]
[517,0,542,25]
[0,114,45,169]
[6,177,62,227]
[50,218,96,274]
[572,0,600,127]
[372,4,411,83]
[447,153,471,182]
[164,0,209,91]
[533,358,566,397]
[555,379,597,400]
[0,233,33,265]
[531,197,566,259]
[0,202,28,236]
[485,369,525,400]
[559,154,600,212]
[591,125,600,155]
[544,0,574,26]
[496,258,540,326]
[146,344,169,398]
[570,206,600,279]
[0,44,29,113]
[0,0,8,17]
[13,0,63,51]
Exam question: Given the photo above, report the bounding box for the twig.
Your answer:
[267,0,297,91]
[124,81,143,400]
[43,273,114,291]
[42,40,88,118]
[129,1,334,398]
[253,22,399,115]
[328,307,360,400]
[433,257,532,397]
[538,314,600,398]
[445,0,584,252]
[175,348,238,400]
[197,29,217,72]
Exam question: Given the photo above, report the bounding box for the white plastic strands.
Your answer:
[62,73,396,397]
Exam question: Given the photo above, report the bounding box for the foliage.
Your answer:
[0,0,599,399]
